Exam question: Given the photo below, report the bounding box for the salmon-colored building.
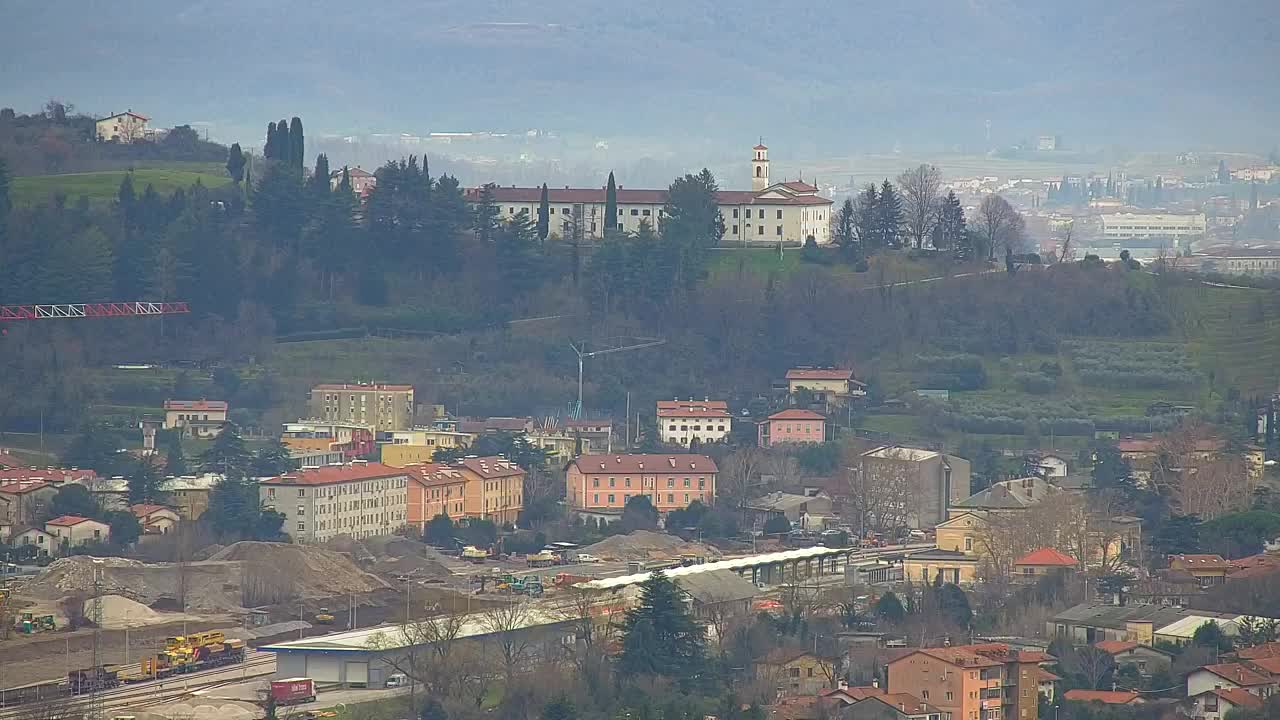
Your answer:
[565,454,717,514]
[887,644,1048,720]
[455,456,524,525]
[402,463,468,528]
[758,409,826,448]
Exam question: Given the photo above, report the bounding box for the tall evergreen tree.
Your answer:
[263,122,278,161]
[164,432,188,476]
[310,153,331,196]
[496,210,543,304]
[604,171,618,238]
[126,454,166,504]
[199,422,253,481]
[936,190,967,252]
[226,143,246,183]
[854,183,878,250]
[875,179,903,249]
[834,197,859,259]
[536,183,550,243]
[289,117,305,174]
[338,166,352,195]
[48,227,114,300]
[275,119,291,168]
[619,570,705,677]
[472,183,499,243]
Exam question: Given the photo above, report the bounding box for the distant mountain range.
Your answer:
[3,0,1276,153]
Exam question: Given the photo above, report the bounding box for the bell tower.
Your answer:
[752,141,769,191]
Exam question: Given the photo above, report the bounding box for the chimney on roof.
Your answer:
[669,457,676,468]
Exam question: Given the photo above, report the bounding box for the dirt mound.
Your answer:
[87,594,202,630]
[583,530,721,562]
[208,541,390,599]
[23,556,245,614]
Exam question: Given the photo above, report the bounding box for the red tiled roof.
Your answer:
[1237,641,1280,660]
[897,647,1001,668]
[129,504,174,518]
[261,462,409,486]
[767,409,826,421]
[785,368,855,381]
[821,686,883,702]
[1228,554,1280,579]
[46,515,94,527]
[101,111,150,121]
[1063,689,1140,705]
[312,383,414,392]
[0,468,98,485]
[777,181,819,193]
[1094,640,1138,654]
[1198,687,1263,710]
[1198,662,1275,687]
[1170,553,1233,570]
[402,463,467,487]
[0,450,22,468]
[754,144,768,150]
[1248,656,1280,674]
[569,454,718,475]
[164,399,228,412]
[1015,547,1079,567]
[1035,668,1062,682]
[871,694,939,716]
[457,456,524,479]
[656,400,730,418]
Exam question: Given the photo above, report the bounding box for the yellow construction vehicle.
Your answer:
[315,608,335,625]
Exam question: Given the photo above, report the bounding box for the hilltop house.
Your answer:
[95,110,149,142]
[163,399,228,439]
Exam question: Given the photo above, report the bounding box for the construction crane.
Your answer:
[570,337,665,417]
[0,301,190,322]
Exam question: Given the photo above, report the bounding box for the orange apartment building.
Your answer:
[455,456,524,525]
[402,463,468,528]
[887,644,1048,720]
[565,454,717,514]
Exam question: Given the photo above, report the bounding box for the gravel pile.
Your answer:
[583,530,720,561]
[86,594,202,630]
[209,541,390,598]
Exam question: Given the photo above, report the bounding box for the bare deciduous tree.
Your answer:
[897,164,942,249]
[367,610,468,703]
[719,447,767,514]
[974,194,1025,260]
[847,449,917,534]
[480,600,536,685]
[1058,222,1075,264]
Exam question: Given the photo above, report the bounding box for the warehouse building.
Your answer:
[261,608,577,688]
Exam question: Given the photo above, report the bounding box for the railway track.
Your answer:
[0,655,276,718]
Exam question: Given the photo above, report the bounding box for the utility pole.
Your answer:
[570,337,666,417]
[89,559,104,720]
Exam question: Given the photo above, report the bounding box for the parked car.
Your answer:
[575,553,601,564]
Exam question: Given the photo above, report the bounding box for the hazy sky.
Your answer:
[4,0,1277,155]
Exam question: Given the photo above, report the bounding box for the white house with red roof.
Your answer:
[465,144,833,245]
[657,399,732,447]
[45,515,110,549]
[95,110,150,143]
[130,504,180,534]
[1189,686,1263,720]
[0,477,60,527]
[164,399,229,439]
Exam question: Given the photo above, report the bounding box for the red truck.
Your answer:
[270,678,316,706]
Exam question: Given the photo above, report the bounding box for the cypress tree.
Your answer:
[263,122,278,161]
[473,183,499,243]
[338,167,352,195]
[604,171,618,238]
[876,179,903,249]
[311,153,331,195]
[289,117,305,174]
[276,120,290,167]
[226,143,246,183]
[537,183,550,243]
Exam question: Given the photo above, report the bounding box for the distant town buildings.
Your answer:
[565,453,717,516]
[758,409,826,448]
[784,367,866,407]
[95,110,149,143]
[1198,248,1280,277]
[857,446,971,528]
[163,399,228,439]
[260,461,412,542]
[1099,212,1207,241]
[657,399,732,447]
[465,144,833,245]
[281,419,377,459]
[886,644,1047,720]
[330,166,377,197]
[308,383,415,433]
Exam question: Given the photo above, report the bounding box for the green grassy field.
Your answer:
[12,165,231,206]
[707,248,961,285]
[1180,284,1280,397]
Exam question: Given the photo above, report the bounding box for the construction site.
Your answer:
[0,527,730,691]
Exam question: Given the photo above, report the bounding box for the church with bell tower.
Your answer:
[752,142,770,191]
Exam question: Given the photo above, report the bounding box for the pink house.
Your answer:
[758,409,826,448]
